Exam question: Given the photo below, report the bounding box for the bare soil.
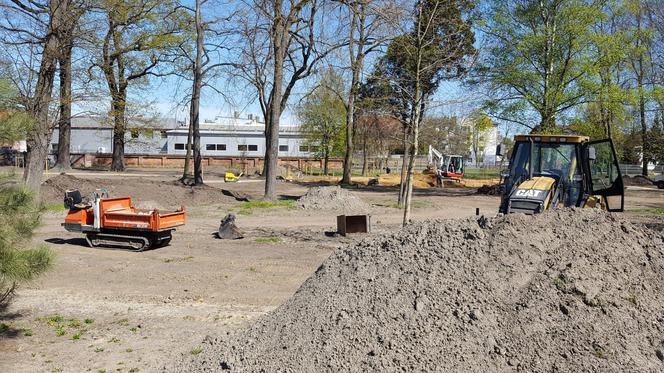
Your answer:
[175,209,664,372]
[0,168,662,372]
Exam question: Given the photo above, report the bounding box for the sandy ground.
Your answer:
[0,168,662,373]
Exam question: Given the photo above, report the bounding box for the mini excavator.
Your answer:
[62,190,186,251]
[498,134,624,214]
[428,145,464,186]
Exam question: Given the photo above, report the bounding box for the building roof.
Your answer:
[67,116,182,130]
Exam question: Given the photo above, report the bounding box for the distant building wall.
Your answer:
[52,115,317,158]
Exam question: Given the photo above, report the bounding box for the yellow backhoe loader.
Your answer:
[497,135,624,214]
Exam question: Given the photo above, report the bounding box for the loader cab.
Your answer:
[498,135,623,214]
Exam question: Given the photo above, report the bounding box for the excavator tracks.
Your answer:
[85,230,173,252]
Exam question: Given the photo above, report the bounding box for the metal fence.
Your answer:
[620,164,663,176]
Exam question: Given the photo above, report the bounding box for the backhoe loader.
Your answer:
[498,135,624,214]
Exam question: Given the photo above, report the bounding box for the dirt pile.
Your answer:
[174,209,664,372]
[297,186,370,212]
[41,174,235,208]
[476,183,503,195]
[623,175,654,186]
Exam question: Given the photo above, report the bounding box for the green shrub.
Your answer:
[0,178,54,303]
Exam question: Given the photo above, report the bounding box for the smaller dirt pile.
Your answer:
[297,186,370,212]
[622,175,653,186]
[476,183,503,195]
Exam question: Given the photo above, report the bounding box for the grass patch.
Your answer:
[633,208,664,215]
[42,202,67,213]
[115,318,129,327]
[94,347,104,353]
[68,319,81,328]
[237,208,253,216]
[254,236,282,244]
[55,326,65,337]
[71,332,81,340]
[162,256,194,263]
[239,199,296,209]
[463,168,501,180]
[190,347,203,355]
[45,315,64,326]
[23,328,33,336]
[84,318,94,324]
[382,200,429,209]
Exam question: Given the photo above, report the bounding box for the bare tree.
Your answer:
[53,3,84,170]
[176,0,236,185]
[0,0,80,194]
[236,0,339,200]
[338,0,400,184]
[93,0,186,171]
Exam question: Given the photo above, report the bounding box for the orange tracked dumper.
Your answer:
[63,190,186,251]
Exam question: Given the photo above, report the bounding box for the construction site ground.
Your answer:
[0,167,662,372]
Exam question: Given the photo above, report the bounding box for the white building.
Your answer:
[51,114,315,157]
[166,115,314,157]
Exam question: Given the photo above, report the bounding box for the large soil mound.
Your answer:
[42,174,235,208]
[297,186,371,212]
[174,209,664,372]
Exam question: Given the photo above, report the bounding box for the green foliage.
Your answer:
[646,113,664,164]
[0,176,54,303]
[298,69,347,163]
[482,0,604,132]
[0,78,33,144]
[375,0,475,128]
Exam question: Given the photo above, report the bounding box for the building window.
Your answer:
[248,145,258,151]
[206,144,226,151]
[299,145,309,152]
[279,145,288,152]
[130,129,139,139]
[238,144,248,151]
[160,130,167,139]
[175,143,185,150]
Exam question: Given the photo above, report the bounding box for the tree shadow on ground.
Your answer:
[0,301,25,339]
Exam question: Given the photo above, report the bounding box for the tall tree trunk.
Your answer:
[323,145,329,175]
[342,3,366,185]
[55,40,73,170]
[192,0,204,186]
[403,85,422,226]
[398,124,409,207]
[361,128,368,176]
[110,90,126,171]
[264,16,287,200]
[182,122,193,181]
[24,0,66,194]
[639,83,648,176]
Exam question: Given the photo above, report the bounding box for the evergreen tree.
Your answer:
[0,79,53,304]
